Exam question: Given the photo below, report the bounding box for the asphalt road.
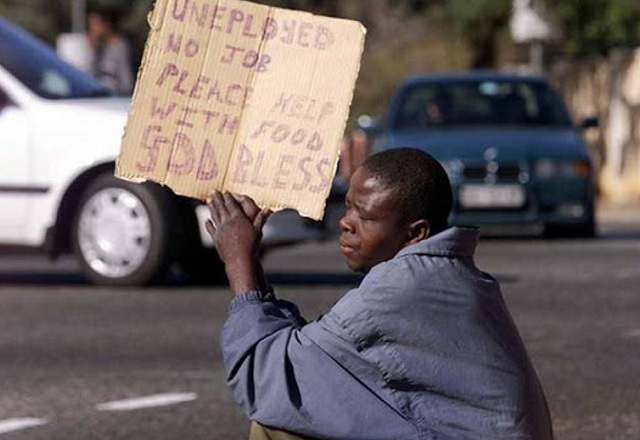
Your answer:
[0,212,639,440]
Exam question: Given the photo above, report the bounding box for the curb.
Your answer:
[597,202,640,224]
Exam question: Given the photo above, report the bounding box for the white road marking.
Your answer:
[96,392,198,411]
[624,328,640,338]
[0,418,48,435]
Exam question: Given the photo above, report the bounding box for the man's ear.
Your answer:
[406,219,430,245]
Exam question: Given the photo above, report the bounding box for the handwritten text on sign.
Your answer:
[116,0,365,219]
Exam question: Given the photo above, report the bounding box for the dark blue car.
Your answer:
[367,71,598,237]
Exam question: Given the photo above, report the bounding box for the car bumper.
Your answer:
[450,178,595,227]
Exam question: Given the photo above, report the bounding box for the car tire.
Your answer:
[545,218,597,238]
[544,221,596,238]
[545,199,597,239]
[71,174,174,286]
[174,198,227,285]
[178,247,227,285]
[574,218,597,238]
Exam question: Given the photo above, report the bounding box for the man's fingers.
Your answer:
[222,192,245,217]
[207,190,228,225]
[209,191,264,227]
[253,209,272,230]
[233,193,260,220]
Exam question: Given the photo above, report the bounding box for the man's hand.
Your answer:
[206,191,270,295]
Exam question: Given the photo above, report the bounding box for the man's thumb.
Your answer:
[253,209,272,230]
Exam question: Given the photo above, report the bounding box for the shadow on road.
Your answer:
[595,228,640,241]
[0,271,88,285]
[0,272,364,288]
[0,225,636,287]
[0,269,522,288]
[0,269,364,288]
[479,227,640,242]
[267,272,363,286]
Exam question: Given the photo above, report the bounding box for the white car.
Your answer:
[0,17,324,286]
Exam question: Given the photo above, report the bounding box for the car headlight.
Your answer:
[535,159,591,179]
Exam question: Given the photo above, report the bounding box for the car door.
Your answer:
[0,85,31,242]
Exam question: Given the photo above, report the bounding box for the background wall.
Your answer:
[551,50,640,203]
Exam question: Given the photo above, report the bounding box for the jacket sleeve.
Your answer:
[220,291,415,440]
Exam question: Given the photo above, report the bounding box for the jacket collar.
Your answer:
[395,226,479,259]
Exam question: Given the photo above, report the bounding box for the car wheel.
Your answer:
[545,218,597,238]
[72,174,174,286]
[574,217,597,238]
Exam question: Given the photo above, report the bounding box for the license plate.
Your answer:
[459,184,526,208]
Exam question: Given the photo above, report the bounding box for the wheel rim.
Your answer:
[77,188,152,279]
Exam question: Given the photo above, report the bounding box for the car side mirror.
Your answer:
[580,116,599,130]
[356,114,379,136]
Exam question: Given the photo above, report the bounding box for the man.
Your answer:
[86,8,134,95]
[207,148,554,440]
[423,90,452,126]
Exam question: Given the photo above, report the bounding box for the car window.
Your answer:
[393,79,573,129]
[0,17,112,100]
[0,87,11,110]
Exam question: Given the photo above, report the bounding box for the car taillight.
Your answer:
[574,160,592,178]
[535,159,592,179]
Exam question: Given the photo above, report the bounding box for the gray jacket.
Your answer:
[221,227,554,440]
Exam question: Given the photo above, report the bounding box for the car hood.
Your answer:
[27,96,132,170]
[32,96,131,145]
[380,126,589,162]
[49,96,132,118]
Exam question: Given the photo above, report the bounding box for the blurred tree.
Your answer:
[0,0,58,41]
[260,0,335,14]
[408,0,512,68]
[6,0,640,63]
[445,0,512,67]
[548,0,640,57]
[116,0,154,66]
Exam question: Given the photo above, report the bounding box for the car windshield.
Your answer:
[392,79,573,130]
[0,17,112,100]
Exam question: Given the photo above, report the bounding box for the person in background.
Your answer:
[206,148,554,440]
[339,127,370,184]
[86,7,134,95]
[424,89,452,126]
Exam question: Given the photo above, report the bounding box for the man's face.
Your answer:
[87,13,110,40]
[426,102,444,124]
[339,167,410,273]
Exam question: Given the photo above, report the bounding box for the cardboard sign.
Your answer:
[116,0,366,219]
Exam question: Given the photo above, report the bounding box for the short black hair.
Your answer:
[88,6,122,30]
[362,148,453,233]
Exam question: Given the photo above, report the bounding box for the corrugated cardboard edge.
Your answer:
[115,0,167,184]
[115,1,367,221]
[297,20,367,220]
